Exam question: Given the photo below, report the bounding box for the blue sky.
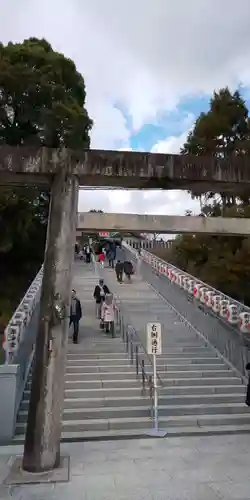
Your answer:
[128,87,250,153]
[131,95,209,151]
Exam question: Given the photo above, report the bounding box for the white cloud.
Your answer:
[152,113,194,154]
[2,0,250,147]
[90,102,130,149]
[1,0,249,217]
[151,131,189,154]
[78,188,200,217]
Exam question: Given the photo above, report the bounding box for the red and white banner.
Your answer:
[99,232,110,237]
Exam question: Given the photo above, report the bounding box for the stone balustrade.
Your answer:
[0,266,43,443]
[3,266,43,364]
[123,238,170,250]
[123,241,250,332]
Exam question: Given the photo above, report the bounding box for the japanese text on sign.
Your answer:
[147,322,162,355]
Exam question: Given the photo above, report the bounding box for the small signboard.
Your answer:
[99,231,110,237]
[147,322,162,355]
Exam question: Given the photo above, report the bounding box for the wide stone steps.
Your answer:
[62,369,233,380]
[15,261,248,441]
[25,374,243,391]
[17,401,250,425]
[66,364,227,374]
[66,353,223,362]
[18,392,246,412]
[21,384,246,403]
[15,413,250,437]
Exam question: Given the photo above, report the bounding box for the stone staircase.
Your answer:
[100,264,250,436]
[15,262,153,440]
[15,259,250,440]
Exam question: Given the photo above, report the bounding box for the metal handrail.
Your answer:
[114,303,161,415]
[127,323,164,387]
[114,296,163,381]
[90,249,160,415]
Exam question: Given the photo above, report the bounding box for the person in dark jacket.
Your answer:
[245,362,250,406]
[115,260,124,283]
[107,249,115,268]
[85,245,91,263]
[93,279,110,318]
[123,260,133,281]
[69,289,82,344]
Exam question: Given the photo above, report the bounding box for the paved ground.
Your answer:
[0,434,250,499]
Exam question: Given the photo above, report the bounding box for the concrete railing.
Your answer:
[0,267,43,443]
[122,242,250,378]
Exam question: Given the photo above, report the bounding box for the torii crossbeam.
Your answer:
[77,212,250,236]
[1,146,250,193]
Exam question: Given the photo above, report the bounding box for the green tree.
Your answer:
[156,88,250,304]
[0,37,92,147]
[0,37,92,325]
[182,87,250,205]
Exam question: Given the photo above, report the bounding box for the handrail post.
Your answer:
[135,345,139,375]
[149,375,153,418]
[141,359,145,394]
[115,307,119,328]
[130,340,133,364]
[152,354,159,432]
[125,328,129,352]
[122,318,125,341]
[114,309,166,436]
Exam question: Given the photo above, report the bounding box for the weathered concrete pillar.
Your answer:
[22,166,79,473]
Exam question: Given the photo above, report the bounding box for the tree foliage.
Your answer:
[0,38,92,324]
[158,88,250,305]
[182,88,250,159]
[182,88,250,204]
[0,37,92,147]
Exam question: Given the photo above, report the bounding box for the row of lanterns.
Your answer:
[141,250,250,334]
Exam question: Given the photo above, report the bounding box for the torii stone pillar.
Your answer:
[22,166,79,472]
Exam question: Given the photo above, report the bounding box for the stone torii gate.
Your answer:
[1,145,250,474]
